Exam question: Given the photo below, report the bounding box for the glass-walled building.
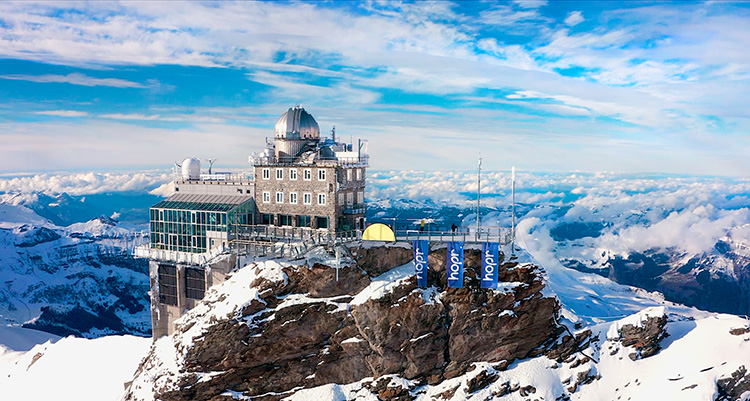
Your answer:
[149,193,255,253]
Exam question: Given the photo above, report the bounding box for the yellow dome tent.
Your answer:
[362,223,396,242]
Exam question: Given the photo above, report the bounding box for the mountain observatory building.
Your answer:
[140,106,368,337]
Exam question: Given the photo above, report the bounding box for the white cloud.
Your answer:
[564,11,584,26]
[35,110,89,117]
[512,0,548,9]
[0,172,171,195]
[0,73,146,88]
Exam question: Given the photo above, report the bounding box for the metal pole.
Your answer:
[511,166,516,255]
[476,154,482,241]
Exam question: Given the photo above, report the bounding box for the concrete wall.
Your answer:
[175,180,255,196]
[150,252,238,338]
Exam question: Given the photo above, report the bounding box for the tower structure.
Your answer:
[253,106,368,232]
[140,106,368,338]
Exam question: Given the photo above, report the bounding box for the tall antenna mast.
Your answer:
[206,158,217,175]
[476,153,482,241]
[331,125,336,142]
[511,166,516,256]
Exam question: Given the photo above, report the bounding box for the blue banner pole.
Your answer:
[447,241,464,288]
[413,240,429,288]
[481,242,499,289]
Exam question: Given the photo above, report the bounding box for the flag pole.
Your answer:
[476,154,482,241]
[511,166,516,257]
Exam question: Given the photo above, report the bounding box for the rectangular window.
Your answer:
[303,168,312,181]
[318,193,326,205]
[358,191,364,204]
[279,214,293,226]
[338,193,344,205]
[346,192,354,205]
[317,169,326,181]
[276,192,284,203]
[289,168,297,180]
[262,168,270,180]
[261,213,273,224]
[158,264,178,306]
[263,191,271,203]
[347,169,352,181]
[276,168,283,180]
[298,215,311,227]
[303,193,312,205]
[185,267,205,300]
[289,192,298,204]
[356,168,362,180]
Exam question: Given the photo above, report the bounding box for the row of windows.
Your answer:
[158,264,206,306]
[262,191,326,205]
[337,191,365,206]
[151,209,227,226]
[260,214,329,229]
[262,167,326,181]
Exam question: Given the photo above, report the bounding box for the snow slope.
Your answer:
[0,326,150,401]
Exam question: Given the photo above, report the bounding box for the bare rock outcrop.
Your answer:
[619,314,668,360]
[716,365,750,401]
[125,243,560,401]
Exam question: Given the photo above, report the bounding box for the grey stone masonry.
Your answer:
[253,162,365,232]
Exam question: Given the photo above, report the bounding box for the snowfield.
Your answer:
[0,326,150,401]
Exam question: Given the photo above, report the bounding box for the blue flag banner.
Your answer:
[413,240,429,288]
[447,241,464,288]
[481,242,499,289]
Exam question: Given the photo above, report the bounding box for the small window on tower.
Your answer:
[185,267,205,300]
[263,191,271,203]
[303,169,312,181]
[158,264,178,306]
[303,193,312,205]
[289,168,297,180]
[262,168,270,180]
[276,192,284,203]
[276,168,283,180]
[318,169,326,181]
[290,192,298,204]
[318,193,327,205]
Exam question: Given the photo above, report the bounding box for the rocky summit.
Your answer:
[125,243,561,401]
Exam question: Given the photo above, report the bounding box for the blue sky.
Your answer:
[1,1,749,176]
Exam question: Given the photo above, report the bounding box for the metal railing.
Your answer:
[133,243,229,264]
[230,224,361,244]
[342,204,366,214]
[229,224,362,258]
[395,227,513,244]
[173,172,254,183]
[253,155,369,167]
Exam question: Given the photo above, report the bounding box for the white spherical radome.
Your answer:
[181,157,201,180]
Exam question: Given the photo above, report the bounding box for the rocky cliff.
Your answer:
[125,242,561,400]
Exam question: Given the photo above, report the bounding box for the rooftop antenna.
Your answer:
[476,153,482,241]
[206,158,217,175]
[331,126,336,142]
[511,166,516,257]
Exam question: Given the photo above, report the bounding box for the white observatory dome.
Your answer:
[181,157,201,180]
[274,106,320,140]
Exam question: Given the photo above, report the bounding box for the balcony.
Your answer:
[342,203,366,214]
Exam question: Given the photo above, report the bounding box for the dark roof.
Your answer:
[151,193,253,212]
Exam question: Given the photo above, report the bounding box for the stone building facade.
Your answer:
[142,106,368,338]
[253,162,366,231]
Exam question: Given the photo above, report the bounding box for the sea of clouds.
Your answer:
[2,169,748,257]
